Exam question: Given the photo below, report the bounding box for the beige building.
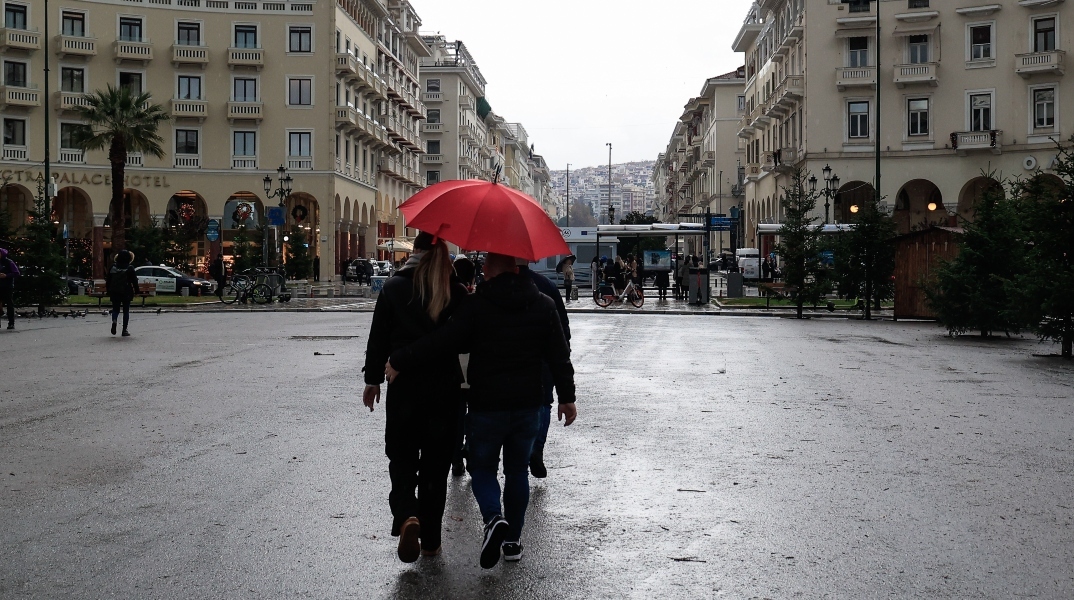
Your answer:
[0,0,426,279]
[734,0,1071,254]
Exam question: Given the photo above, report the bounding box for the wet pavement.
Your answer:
[1,313,1072,599]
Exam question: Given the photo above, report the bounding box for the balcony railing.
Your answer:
[459,94,475,110]
[1015,50,1065,77]
[951,130,1003,155]
[776,75,804,106]
[174,154,201,168]
[227,101,263,121]
[0,27,41,52]
[232,156,257,169]
[172,44,209,67]
[2,146,28,161]
[114,39,153,63]
[423,122,442,133]
[287,157,313,170]
[335,106,357,130]
[58,149,84,164]
[893,62,938,87]
[774,147,797,173]
[335,53,358,78]
[836,66,877,91]
[422,154,443,164]
[56,34,96,57]
[423,92,442,102]
[702,150,716,167]
[228,47,264,69]
[55,90,89,112]
[126,153,143,167]
[1,84,41,108]
[171,99,207,120]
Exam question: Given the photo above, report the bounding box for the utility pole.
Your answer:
[43,0,52,215]
[606,143,612,224]
[565,163,570,227]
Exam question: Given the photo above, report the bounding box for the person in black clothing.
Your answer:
[0,247,20,330]
[313,255,320,282]
[364,259,375,284]
[449,254,477,477]
[107,250,139,337]
[362,232,468,563]
[387,252,576,568]
[209,254,226,299]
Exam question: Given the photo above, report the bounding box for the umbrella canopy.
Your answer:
[555,254,577,273]
[399,180,568,262]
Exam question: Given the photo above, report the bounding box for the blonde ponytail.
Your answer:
[414,241,452,322]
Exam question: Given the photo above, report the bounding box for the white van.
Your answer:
[736,248,760,279]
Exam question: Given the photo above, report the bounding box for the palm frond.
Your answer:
[71,84,170,158]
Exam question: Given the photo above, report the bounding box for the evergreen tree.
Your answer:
[285,228,313,280]
[775,169,832,319]
[558,199,597,227]
[231,225,263,274]
[12,186,66,312]
[617,211,664,257]
[126,221,167,267]
[831,191,897,320]
[1007,138,1074,359]
[924,175,1024,337]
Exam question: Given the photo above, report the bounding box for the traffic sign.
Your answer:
[206,219,220,242]
[709,216,734,228]
[267,207,285,227]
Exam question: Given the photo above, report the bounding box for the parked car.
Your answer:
[134,265,215,295]
[375,260,394,277]
[62,276,93,295]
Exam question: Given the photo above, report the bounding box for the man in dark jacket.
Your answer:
[209,255,226,299]
[387,252,576,569]
[0,248,20,330]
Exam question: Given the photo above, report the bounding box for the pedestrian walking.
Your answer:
[0,247,20,330]
[313,255,320,282]
[209,254,226,299]
[562,257,575,303]
[450,254,478,477]
[364,259,375,285]
[762,257,772,280]
[386,252,576,569]
[362,231,468,563]
[675,254,691,300]
[590,256,602,290]
[107,250,139,337]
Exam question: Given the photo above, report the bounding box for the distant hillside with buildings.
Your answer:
[549,161,657,224]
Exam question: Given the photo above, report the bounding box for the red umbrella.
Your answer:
[399,179,568,262]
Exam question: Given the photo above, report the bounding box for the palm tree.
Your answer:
[73,84,169,251]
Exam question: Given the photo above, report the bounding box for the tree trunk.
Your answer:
[1064,321,1072,359]
[863,278,873,320]
[797,299,804,319]
[109,137,126,252]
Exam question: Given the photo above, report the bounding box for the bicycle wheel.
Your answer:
[250,283,273,304]
[221,284,241,305]
[594,287,613,308]
[629,286,645,308]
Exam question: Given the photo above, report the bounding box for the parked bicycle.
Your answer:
[220,267,291,305]
[593,277,644,308]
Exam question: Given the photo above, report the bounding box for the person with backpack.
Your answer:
[0,247,20,330]
[107,250,139,337]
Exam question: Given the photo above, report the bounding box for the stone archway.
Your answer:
[1028,173,1067,201]
[105,188,152,229]
[834,180,876,225]
[894,179,945,234]
[0,183,34,232]
[53,187,94,238]
[223,192,264,230]
[285,192,319,258]
[166,190,208,227]
[957,177,1002,225]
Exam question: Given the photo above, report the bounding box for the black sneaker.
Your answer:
[480,515,509,569]
[502,541,523,562]
[121,330,131,337]
[111,321,117,335]
[529,453,547,479]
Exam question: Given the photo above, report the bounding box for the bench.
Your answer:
[758,282,798,308]
[86,281,156,306]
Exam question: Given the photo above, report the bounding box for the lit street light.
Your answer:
[808,163,841,224]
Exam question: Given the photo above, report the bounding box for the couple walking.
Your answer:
[363,232,576,568]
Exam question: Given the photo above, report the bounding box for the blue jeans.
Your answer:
[467,407,541,543]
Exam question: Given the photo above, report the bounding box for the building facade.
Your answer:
[734,0,1071,250]
[0,0,426,279]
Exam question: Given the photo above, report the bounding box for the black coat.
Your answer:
[106,266,138,301]
[363,268,466,391]
[390,272,575,412]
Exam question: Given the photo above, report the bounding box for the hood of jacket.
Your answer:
[476,271,540,311]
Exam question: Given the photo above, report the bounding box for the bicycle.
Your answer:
[220,273,271,304]
[593,278,644,308]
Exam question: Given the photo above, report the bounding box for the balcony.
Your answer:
[422,154,443,164]
[776,75,804,107]
[335,106,357,130]
[232,156,257,169]
[171,99,207,120]
[761,151,777,173]
[1015,50,1065,77]
[738,116,756,139]
[56,35,96,58]
[174,154,200,168]
[702,150,716,167]
[172,44,209,68]
[459,94,475,110]
[774,147,798,173]
[58,149,84,164]
[0,85,41,108]
[951,130,1003,156]
[423,92,442,103]
[287,157,313,170]
[227,101,263,122]
[423,122,442,133]
[746,163,762,182]
[55,91,90,112]
[893,62,938,87]
[113,39,153,64]
[836,66,877,91]
[2,146,28,161]
[0,27,41,52]
[228,47,263,70]
[335,53,358,78]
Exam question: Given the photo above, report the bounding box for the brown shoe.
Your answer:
[397,517,421,563]
[420,546,442,557]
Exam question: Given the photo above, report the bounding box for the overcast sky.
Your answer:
[411,0,756,171]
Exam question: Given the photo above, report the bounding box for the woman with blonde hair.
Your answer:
[362,231,468,563]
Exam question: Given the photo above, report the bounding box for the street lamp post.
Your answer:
[263,165,293,267]
[809,164,840,224]
[565,163,570,227]
[606,143,612,224]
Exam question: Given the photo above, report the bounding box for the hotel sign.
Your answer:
[0,168,173,189]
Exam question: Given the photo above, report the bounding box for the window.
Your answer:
[61,67,84,93]
[426,171,440,185]
[848,101,870,139]
[4,61,27,87]
[848,0,870,14]
[119,71,142,94]
[289,26,312,52]
[848,37,869,68]
[4,119,26,146]
[60,123,79,149]
[908,98,929,136]
[288,132,311,156]
[1034,88,1055,128]
[908,35,929,64]
[119,17,143,42]
[4,4,26,29]
[233,131,256,156]
[426,140,440,154]
[178,75,201,100]
[177,22,200,46]
[233,78,256,101]
[1033,18,1056,53]
[61,12,85,37]
[234,24,257,48]
[427,109,440,124]
[288,78,312,105]
[908,0,929,7]
[970,93,992,131]
[426,78,440,93]
[970,24,992,60]
[176,129,199,154]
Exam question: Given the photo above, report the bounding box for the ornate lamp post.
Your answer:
[263,165,293,267]
[809,163,840,224]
